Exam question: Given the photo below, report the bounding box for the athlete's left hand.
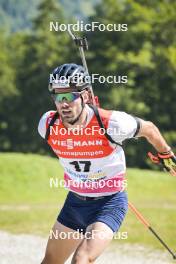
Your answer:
[148,150,176,176]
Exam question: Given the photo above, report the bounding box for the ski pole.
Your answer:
[67,28,96,105]
[128,201,176,259]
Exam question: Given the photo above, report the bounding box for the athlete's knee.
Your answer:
[41,251,62,264]
[41,254,52,264]
[72,247,94,264]
[72,250,89,264]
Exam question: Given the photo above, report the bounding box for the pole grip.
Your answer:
[75,37,88,50]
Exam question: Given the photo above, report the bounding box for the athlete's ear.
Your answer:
[82,90,89,103]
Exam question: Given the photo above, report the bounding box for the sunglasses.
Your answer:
[51,92,82,103]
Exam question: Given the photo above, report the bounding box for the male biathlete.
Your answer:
[38,63,176,264]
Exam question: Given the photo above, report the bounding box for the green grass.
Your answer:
[0,152,175,250]
[120,168,176,249]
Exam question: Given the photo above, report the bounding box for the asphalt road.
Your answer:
[0,231,172,264]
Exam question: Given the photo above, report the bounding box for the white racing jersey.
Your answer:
[38,105,138,197]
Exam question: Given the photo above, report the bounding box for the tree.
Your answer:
[87,0,176,167]
[0,0,71,153]
[0,30,19,150]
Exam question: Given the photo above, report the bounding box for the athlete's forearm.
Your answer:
[137,120,171,153]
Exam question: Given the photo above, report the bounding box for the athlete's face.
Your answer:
[52,89,88,125]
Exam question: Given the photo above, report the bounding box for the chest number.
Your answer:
[69,161,91,172]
